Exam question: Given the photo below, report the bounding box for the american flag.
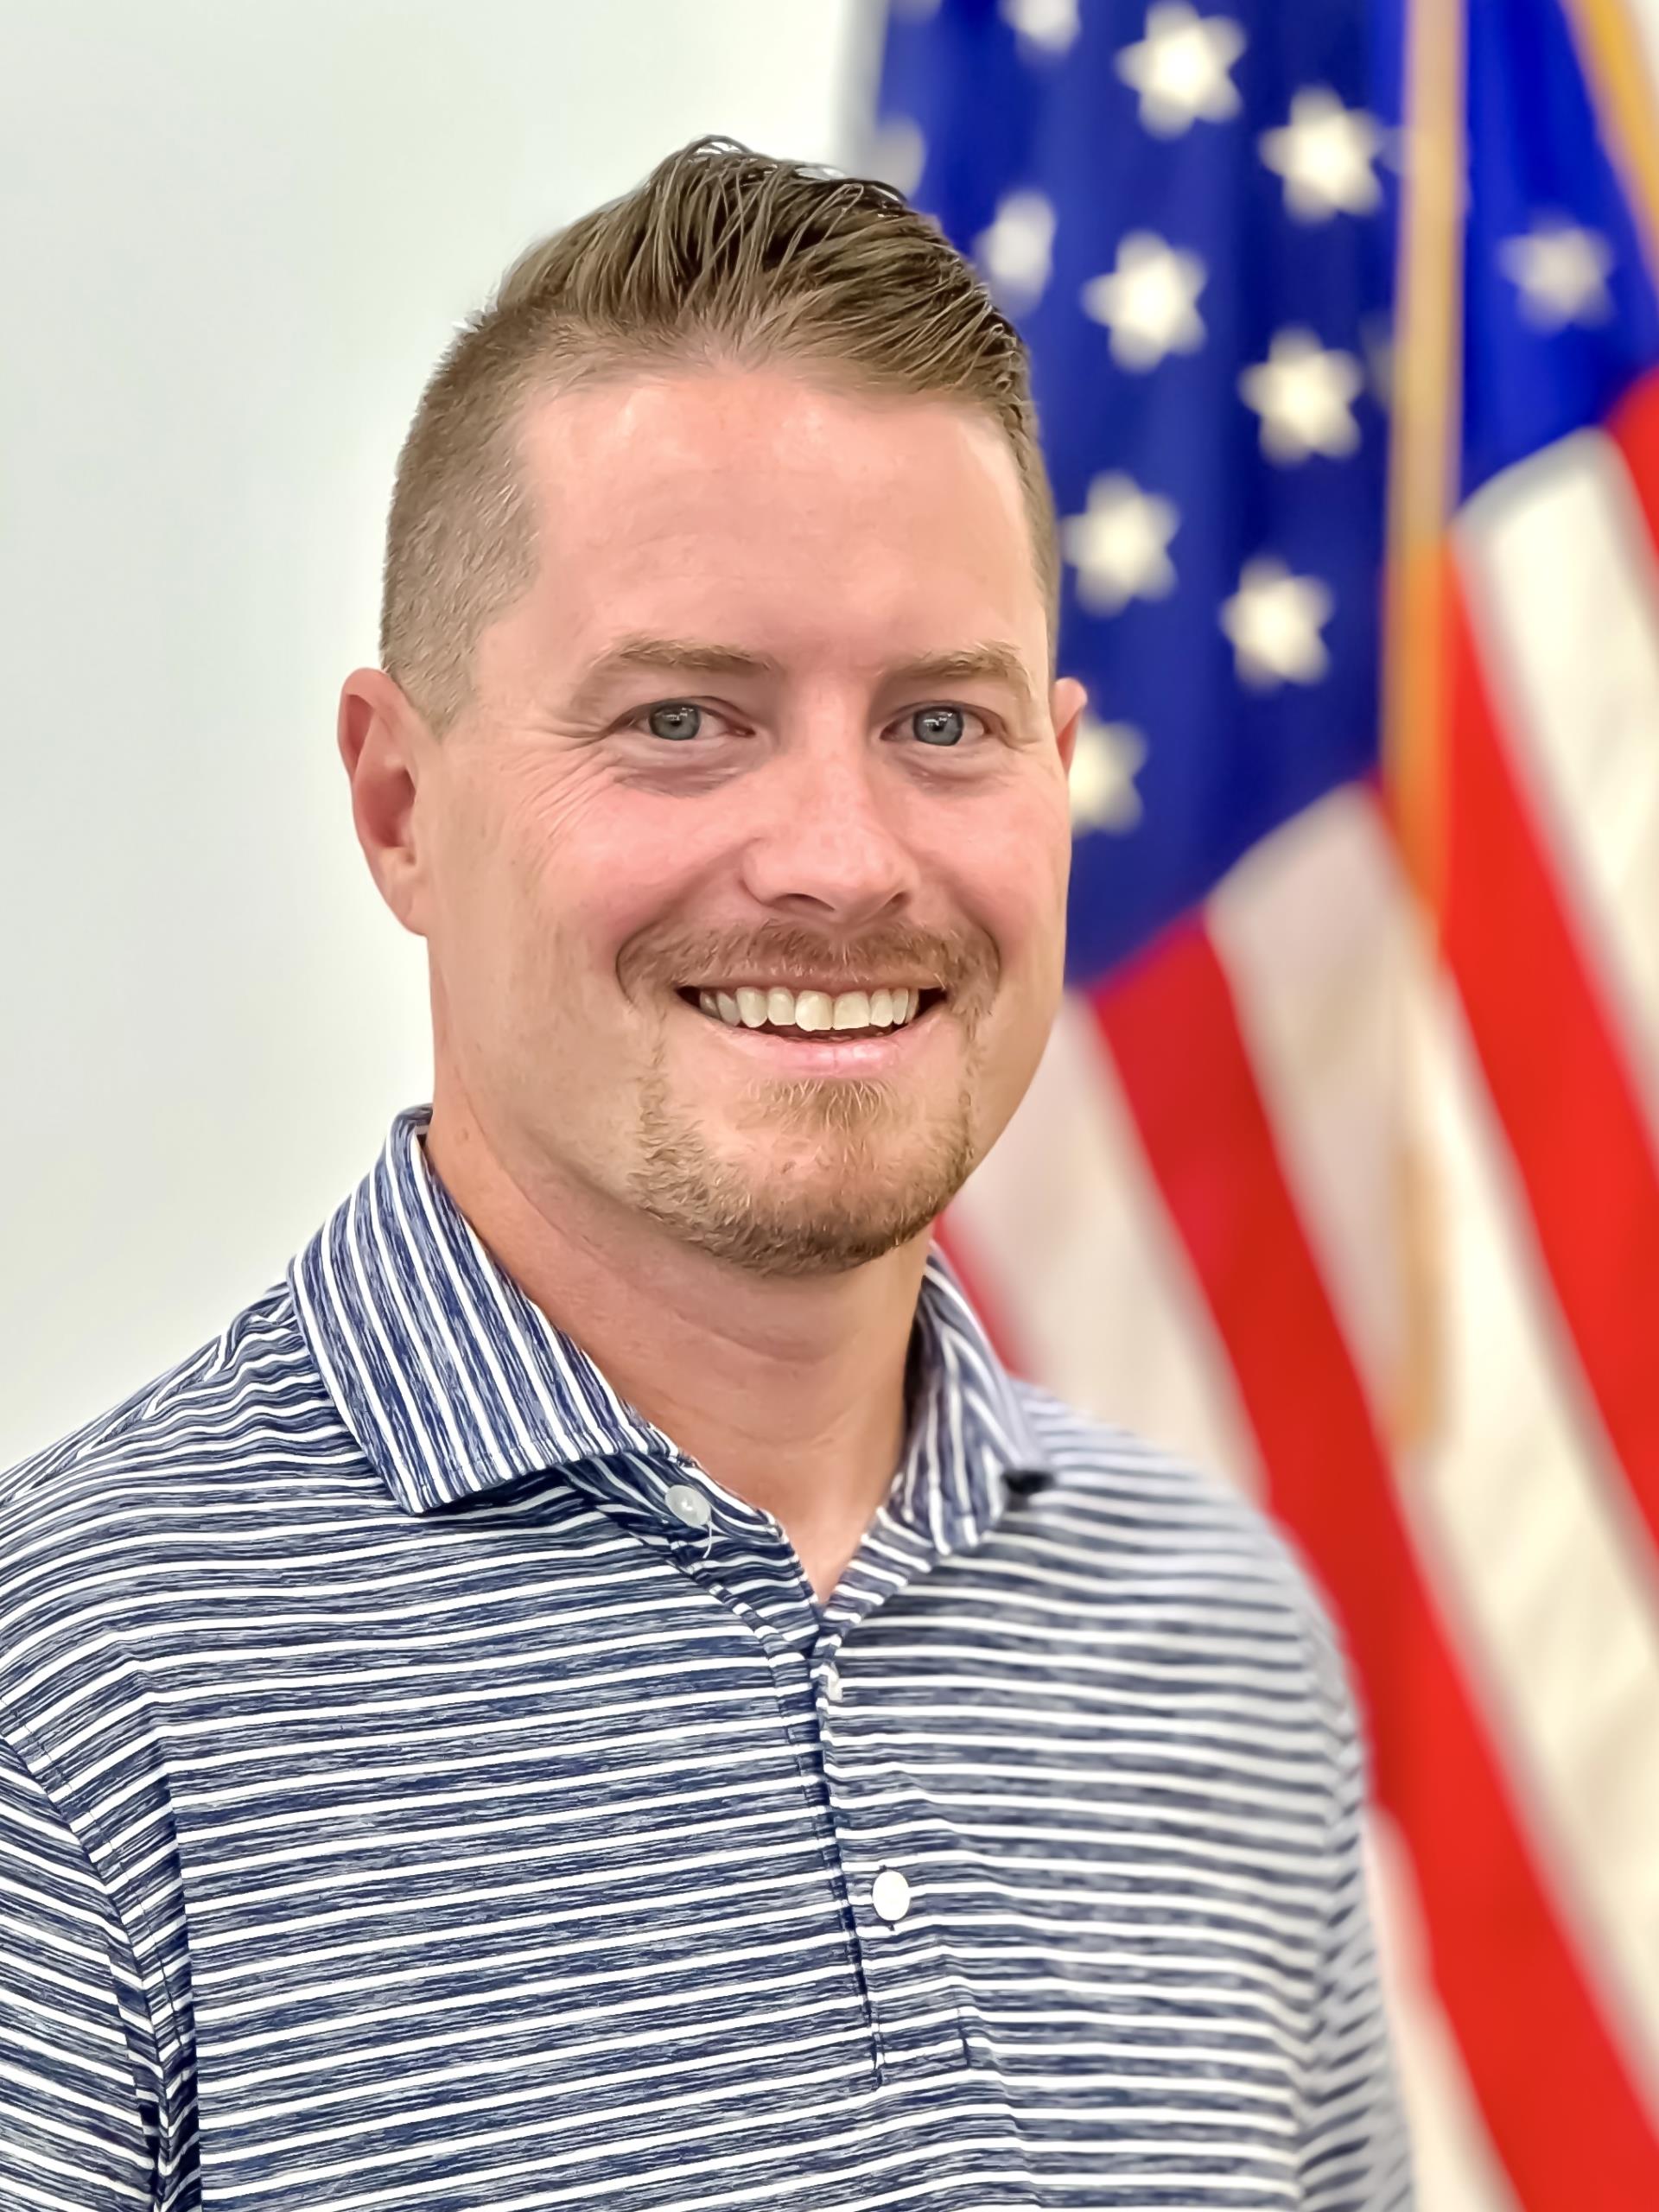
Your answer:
[875,0,1659,2204]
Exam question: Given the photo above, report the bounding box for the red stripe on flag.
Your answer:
[1090,919,1659,2205]
[1610,352,1659,557]
[1445,557,1659,1558]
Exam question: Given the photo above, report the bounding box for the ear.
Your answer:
[337,667,433,938]
[1051,675,1088,777]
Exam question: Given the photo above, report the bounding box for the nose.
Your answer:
[738,728,918,925]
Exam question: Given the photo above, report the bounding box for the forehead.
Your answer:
[501,367,1047,676]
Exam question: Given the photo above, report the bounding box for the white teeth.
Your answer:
[691,983,931,1031]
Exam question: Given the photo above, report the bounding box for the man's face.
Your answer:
[407,366,1083,1276]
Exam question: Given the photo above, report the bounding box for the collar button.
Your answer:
[664,1481,713,1530]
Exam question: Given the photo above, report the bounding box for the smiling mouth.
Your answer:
[676,983,948,1042]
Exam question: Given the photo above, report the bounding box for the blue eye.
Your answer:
[646,702,702,741]
[911,706,967,747]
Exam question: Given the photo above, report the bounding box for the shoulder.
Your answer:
[0,1279,348,1625]
[4,1277,296,1494]
[1015,1375,1283,1546]
[0,1276,374,1808]
[1008,1377,1357,1701]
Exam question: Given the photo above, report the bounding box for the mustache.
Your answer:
[618,919,999,998]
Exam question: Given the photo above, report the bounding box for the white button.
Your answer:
[664,1482,711,1529]
[870,1867,911,1923]
[823,1666,844,1703]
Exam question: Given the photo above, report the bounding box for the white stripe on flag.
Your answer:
[1207,788,1415,1434]
[1406,971,1659,2116]
[1363,1808,1522,2212]
[952,991,1264,1502]
[1211,785,1659,2121]
[1456,429,1659,1124]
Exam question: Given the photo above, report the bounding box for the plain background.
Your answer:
[0,0,880,1464]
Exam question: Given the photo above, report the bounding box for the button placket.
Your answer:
[816,1667,970,2080]
[739,1630,889,2085]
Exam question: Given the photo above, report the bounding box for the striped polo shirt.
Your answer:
[0,1107,1411,2211]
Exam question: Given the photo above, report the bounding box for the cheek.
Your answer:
[435,759,601,938]
[476,772,715,1014]
[541,807,714,993]
[936,786,1071,976]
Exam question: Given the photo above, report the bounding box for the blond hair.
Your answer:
[379,137,1057,735]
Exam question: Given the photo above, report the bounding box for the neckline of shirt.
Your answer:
[288,1105,1053,1560]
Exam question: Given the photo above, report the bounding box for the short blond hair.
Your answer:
[378,137,1058,735]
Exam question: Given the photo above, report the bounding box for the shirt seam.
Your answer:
[3,1700,188,2136]
[1288,1591,1360,2166]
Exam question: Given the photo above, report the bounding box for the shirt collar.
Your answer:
[290,1105,1052,1553]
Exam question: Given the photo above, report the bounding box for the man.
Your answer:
[1,141,1411,2209]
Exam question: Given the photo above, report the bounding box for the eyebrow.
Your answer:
[566,636,785,718]
[880,644,1039,709]
[565,634,1039,717]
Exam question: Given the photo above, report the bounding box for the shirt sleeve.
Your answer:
[0,1735,159,2210]
[1299,1605,1417,2211]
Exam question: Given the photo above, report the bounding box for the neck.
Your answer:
[423,1088,931,1603]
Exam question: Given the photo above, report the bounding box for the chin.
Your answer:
[626,1061,988,1274]
[656,1197,945,1279]
[628,1137,977,1278]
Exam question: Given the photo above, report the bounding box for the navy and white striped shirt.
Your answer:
[1,1107,1411,2209]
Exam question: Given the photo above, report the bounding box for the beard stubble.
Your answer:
[626,1051,982,1277]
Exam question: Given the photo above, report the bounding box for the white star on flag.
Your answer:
[1499,218,1615,329]
[1063,474,1180,613]
[1001,0,1081,54]
[1221,557,1333,686]
[975,189,1058,311]
[1082,233,1208,371]
[1260,88,1385,221]
[1238,329,1364,462]
[1069,716,1147,832]
[1116,3,1246,137]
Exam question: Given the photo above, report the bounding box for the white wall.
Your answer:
[0,0,876,1465]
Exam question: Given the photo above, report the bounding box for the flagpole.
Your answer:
[1382,0,1465,919]
[1382,0,1465,1452]
[1561,0,1659,277]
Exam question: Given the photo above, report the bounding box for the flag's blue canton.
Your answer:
[877,0,1400,979]
[1461,0,1659,496]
